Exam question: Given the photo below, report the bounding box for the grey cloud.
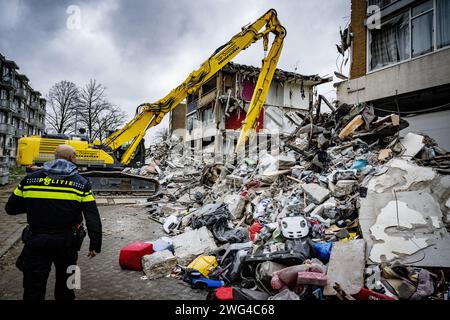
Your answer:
[0,0,350,140]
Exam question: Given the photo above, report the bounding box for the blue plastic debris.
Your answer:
[312,241,333,263]
[350,159,368,171]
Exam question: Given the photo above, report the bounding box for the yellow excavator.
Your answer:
[17,9,286,194]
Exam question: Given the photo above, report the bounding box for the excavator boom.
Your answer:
[105,8,286,164]
[17,9,286,195]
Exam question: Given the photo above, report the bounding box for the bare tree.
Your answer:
[78,79,127,141]
[45,81,79,134]
[93,104,127,141]
[77,79,111,140]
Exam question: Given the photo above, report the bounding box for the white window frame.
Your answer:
[367,0,450,73]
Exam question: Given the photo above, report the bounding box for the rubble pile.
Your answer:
[119,103,450,301]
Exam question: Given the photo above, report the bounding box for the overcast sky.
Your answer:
[0,0,350,141]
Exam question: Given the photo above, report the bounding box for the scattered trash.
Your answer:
[120,101,449,301]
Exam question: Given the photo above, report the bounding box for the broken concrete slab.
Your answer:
[367,158,435,193]
[360,190,450,267]
[302,183,330,204]
[369,201,431,262]
[401,132,425,158]
[172,226,218,266]
[224,194,246,219]
[333,180,358,197]
[276,155,296,170]
[324,239,366,296]
[304,203,317,214]
[142,250,177,280]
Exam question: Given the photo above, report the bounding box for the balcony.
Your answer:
[0,123,15,135]
[0,99,15,112]
[28,118,39,127]
[30,101,39,110]
[0,76,14,89]
[15,128,26,137]
[13,107,26,119]
[15,88,27,100]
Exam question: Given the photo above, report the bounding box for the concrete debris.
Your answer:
[302,183,331,204]
[172,226,218,266]
[402,132,425,158]
[142,250,177,280]
[367,159,435,193]
[360,190,450,268]
[122,101,449,301]
[324,239,365,296]
[369,201,430,262]
[333,180,358,197]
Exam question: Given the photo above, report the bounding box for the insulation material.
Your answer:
[242,80,256,102]
[224,108,264,131]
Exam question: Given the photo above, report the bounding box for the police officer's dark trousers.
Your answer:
[22,233,78,301]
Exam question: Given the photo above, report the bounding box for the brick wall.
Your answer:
[350,0,367,79]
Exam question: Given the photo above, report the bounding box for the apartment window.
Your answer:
[369,12,410,70]
[201,106,214,125]
[411,0,434,57]
[187,114,197,133]
[368,0,450,71]
[437,0,450,48]
[201,76,217,95]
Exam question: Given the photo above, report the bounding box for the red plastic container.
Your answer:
[249,222,263,242]
[119,242,154,271]
[353,288,396,300]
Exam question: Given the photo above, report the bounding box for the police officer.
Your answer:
[5,144,102,300]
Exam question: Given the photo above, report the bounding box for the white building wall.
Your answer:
[336,48,450,105]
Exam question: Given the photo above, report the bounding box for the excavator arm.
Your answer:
[105,8,286,165]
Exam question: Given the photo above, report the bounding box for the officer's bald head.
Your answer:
[55,144,77,163]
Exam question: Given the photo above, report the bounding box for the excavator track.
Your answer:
[81,171,159,196]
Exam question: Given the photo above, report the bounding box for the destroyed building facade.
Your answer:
[0,53,47,183]
[169,62,331,160]
[335,0,450,150]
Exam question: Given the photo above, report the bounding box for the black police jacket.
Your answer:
[5,169,102,253]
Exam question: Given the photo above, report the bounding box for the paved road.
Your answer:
[0,202,207,300]
[0,181,27,258]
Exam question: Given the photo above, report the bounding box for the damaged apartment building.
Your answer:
[335,0,450,150]
[0,53,46,183]
[169,62,331,160]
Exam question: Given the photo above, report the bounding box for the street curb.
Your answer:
[0,227,23,258]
